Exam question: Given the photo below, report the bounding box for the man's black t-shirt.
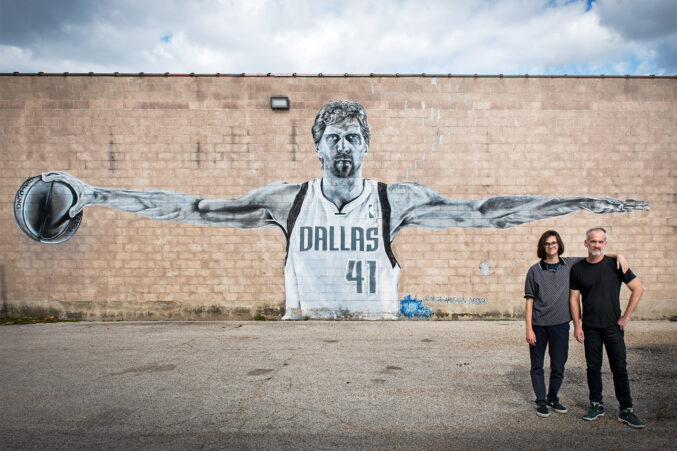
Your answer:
[569,256,636,328]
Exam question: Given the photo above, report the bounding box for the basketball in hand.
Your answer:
[14,176,82,243]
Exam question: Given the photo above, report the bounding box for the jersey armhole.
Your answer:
[284,182,309,264]
[378,182,399,269]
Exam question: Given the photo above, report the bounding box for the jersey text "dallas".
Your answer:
[299,226,379,252]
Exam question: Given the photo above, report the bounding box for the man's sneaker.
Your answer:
[547,401,568,414]
[583,402,605,421]
[536,404,550,417]
[618,408,645,429]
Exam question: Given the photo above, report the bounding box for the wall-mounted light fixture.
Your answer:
[270,96,290,110]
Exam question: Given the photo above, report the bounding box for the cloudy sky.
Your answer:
[1,0,675,75]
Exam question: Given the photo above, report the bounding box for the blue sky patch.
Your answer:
[546,0,595,12]
[544,56,657,76]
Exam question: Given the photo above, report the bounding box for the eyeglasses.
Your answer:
[544,242,558,248]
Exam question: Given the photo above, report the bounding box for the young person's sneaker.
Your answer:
[583,402,605,421]
[618,408,645,429]
[547,401,568,414]
[536,404,550,417]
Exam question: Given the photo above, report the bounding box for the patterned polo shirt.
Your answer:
[524,256,584,326]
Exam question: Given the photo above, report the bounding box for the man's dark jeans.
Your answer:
[529,322,570,406]
[583,325,633,410]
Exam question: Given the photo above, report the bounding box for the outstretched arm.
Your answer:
[42,171,300,231]
[387,183,649,238]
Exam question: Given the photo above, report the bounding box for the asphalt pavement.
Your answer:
[1,320,675,450]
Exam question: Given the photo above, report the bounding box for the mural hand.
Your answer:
[41,171,95,217]
[619,199,650,212]
[585,197,650,213]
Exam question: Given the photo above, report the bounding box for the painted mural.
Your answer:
[14,101,649,320]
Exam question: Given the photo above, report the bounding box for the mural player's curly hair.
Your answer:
[312,101,371,146]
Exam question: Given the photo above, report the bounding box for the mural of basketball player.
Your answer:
[24,101,649,319]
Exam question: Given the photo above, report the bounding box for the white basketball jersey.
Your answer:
[283,179,401,320]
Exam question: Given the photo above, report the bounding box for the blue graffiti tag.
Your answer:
[399,295,433,319]
[400,295,489,318]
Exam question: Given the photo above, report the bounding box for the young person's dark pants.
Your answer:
[583,325,633,410]
[529,322,569,406]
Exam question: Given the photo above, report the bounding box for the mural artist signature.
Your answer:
[399,294,489,319]
[421,295,489,305]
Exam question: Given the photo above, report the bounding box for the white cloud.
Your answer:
[0,0,674,75]
[0,45,34,70]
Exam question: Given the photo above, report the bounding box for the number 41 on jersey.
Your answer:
[345,260,377,294]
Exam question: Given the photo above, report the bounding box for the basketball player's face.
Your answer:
[316,122,368,178]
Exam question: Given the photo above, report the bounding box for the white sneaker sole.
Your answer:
[583,412,605,421]
[618,417,645,429]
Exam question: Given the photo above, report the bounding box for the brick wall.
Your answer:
[1,74,675,320]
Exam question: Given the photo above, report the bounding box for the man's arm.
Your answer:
[569,289,585,343]
[387,183,649,239]
[42,171,300,231]
[525,298,536,346]
[606,253,629,273]
[524,267,537,346]
[618,278,644,331]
